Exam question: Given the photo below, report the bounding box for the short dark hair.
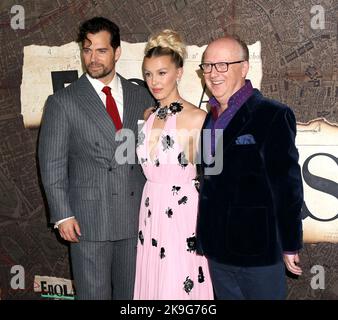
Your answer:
[77,17,120,49]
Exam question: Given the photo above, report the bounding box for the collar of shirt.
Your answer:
[204,80,253,157]
[86,73,124,121]
[209,79,253,122]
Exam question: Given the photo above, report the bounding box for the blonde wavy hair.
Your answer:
[144,29,187,67]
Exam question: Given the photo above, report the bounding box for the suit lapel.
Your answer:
[76,74,117,146]
[217,102,252,154]
[120,76,137,133]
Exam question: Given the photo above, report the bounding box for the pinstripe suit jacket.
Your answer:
[38,73,154,241]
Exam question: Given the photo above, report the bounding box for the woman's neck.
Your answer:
[159,93,181,107]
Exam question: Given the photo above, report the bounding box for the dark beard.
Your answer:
[86,64,113,80]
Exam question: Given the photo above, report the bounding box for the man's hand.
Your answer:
[58,218,82,242]
[283,253,302,276]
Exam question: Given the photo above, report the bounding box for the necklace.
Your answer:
[152,101,183,120]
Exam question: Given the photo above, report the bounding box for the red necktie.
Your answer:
[102,86,123,131]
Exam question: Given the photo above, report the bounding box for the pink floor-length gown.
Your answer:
[133,112,213,300]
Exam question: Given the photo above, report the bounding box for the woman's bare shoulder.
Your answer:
[182,102,207,128]
[186,103,207,118]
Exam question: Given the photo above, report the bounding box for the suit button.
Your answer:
[130,192,134,196]
[131,166,134,170]
[108,167,112,172]
[95,142,100,146]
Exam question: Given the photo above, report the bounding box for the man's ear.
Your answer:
[241,60,249,78]
[114,46,122,62]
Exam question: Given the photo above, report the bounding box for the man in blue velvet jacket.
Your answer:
[196,35,303,299]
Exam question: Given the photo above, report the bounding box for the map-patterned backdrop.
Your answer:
[0,0,337,299]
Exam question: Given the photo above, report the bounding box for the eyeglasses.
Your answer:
[199,60,244,73]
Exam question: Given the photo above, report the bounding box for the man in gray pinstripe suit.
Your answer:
[38,17,154,299]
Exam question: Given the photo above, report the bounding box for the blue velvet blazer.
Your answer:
[196,89,303,267]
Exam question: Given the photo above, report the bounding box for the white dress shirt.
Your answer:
[86,72,124,122]
[54,72,124,229]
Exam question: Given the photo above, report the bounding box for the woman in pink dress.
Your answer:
[133,29,213,300]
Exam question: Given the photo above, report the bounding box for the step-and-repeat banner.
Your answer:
[21,40,338,245]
